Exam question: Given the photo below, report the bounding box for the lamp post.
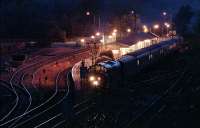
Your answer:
[86,11,101,31]
[90,35,98,65]
[162,11,173,37]
[86,11,95,26]
[164,22,171,36]
[130,10,137,32]
[153,24,160,36]
[143,25,149,33]
[127,28,131,33]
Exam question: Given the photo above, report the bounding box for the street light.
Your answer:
[86,11,90,16]
[163,12,167,16]
[86,11,96,29]
[80,38,85,43]
[143,25,147,28]
[143,25,149,33]
[153,24,160,29]
[91,35,95,39]
[108,35,113,39]
[113,29,118,33]
[112,32,116,36]
[164,22,170,28]
[95,32,100,36]
[164,22,170,36]
[127,28,131,33]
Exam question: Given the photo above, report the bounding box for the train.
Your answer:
[86,37,181,89]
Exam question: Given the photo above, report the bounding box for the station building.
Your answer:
[100,32,159,59]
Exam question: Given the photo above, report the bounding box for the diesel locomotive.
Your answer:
[87,38,181,89]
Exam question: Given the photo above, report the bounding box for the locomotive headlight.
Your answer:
[88,74,102,87]
[89,76,95,82]
[97,77,101,81]
[92,80,99,86]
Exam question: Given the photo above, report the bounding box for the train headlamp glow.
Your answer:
[88,75,102,87]
[97,77,101,81]
[89,76,95,81]
[92,81,99,86]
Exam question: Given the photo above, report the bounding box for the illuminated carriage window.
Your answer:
[149,54,153,60]
[137,60,140,65]
[144,39,151,47]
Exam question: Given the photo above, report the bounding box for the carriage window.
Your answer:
[137,60,140,65]
[151,54,153,59]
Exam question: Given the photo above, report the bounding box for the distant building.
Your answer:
[101,32,158,59]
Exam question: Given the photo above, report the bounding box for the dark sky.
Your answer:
[79,0,200,21]
[0,0,199,38]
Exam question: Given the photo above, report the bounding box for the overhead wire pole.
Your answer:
[132,10,137,33]
[91,40,98,66]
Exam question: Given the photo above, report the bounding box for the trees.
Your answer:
[174,5,193,36]
[193,11,200,35]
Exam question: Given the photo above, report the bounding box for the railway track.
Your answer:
[0,80,16,119]
[110,70,185,128]
[124,68,188,128]
[74,94,99,117]
[5,69,70,128]
[139,76,193,128]
[0,66,67,127]
[130,70,180,87]
[0,75,31,125]
[73,61,187,128]
[0,50,82,125]
[7,74,33,128]
[0,48,90,127]
[0,57,58,124]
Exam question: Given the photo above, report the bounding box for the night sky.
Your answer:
[0,0,199,17]
[0,0,199,38]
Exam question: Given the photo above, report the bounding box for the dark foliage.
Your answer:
[193,11,200,35]
[174,5,194,36]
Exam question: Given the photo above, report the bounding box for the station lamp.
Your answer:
[96,32,100,36]
[164,22,170,28]
[86,11,90,16]
[127,28,131,33]
[143,25,149,33]
[163,12,167,16]
[80,38,85,43]
[108,35,113,39]
[153,24,160,29]
[112,32,117,36]
[113,29,118,33]
[91,35,95,39]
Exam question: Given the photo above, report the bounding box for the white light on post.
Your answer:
[143,25,149,33]
[108,35,113,39]
[127,28,131,33]
[86,11,90,16]
[91,35,95,39]
[164,22,170,28]
[112,32,116,36]
[163,12,167,16]
[80,39,85,43]
[95,32,100,36]
[113,29,118,33]
[153,24,159,29]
